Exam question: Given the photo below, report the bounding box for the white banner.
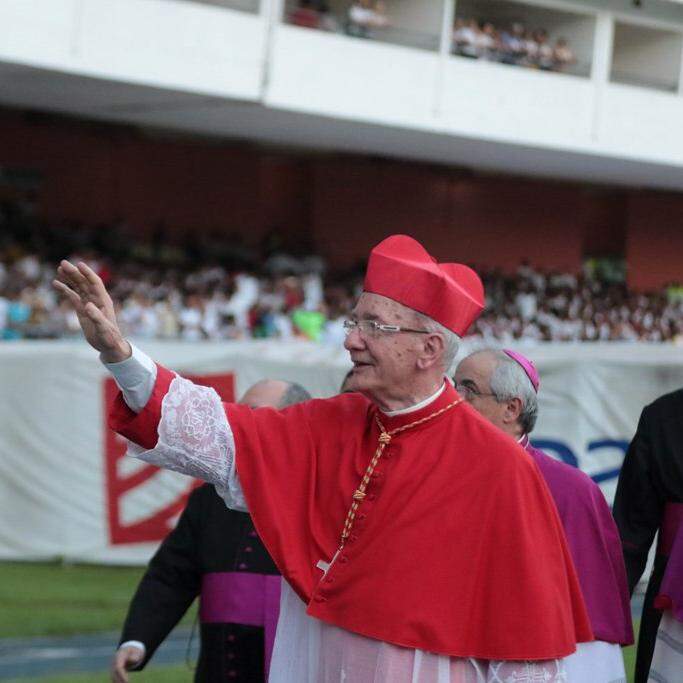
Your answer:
[1,340,682,564]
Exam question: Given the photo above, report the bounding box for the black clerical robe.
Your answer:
[613,388,683,683]
[119,483,279,682]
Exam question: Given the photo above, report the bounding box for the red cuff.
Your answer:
[108,364,176,450]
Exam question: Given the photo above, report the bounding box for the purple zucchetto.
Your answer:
[503,349,540,393]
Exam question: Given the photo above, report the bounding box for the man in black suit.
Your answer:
[111,379,311,683]
[613,388,683,683]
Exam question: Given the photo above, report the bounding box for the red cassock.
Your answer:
[111,367,593,662]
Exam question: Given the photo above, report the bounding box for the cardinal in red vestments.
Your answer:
[54,235,592,682]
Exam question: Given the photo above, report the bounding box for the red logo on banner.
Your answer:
[104,372,235,545]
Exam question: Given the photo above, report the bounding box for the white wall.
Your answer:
[571,0,683,24]
[439,57,595,146]
[597,84,683,162]
[0,0,267,99]
[266,25,441,128]
[0,0,82,70]
[611,22,683,91]
[384,0,445,36]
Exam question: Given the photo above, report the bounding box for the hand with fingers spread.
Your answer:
[53,260,131,363]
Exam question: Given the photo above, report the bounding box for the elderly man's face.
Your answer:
[343,292,427,402]
[453,353,509,432]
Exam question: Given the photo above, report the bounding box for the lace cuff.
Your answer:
[125,375,248,511]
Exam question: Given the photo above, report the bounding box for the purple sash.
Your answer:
[655,503,683,623]
[200,572,281,678]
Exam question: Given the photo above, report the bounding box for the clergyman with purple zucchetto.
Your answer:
[454,348,634,683]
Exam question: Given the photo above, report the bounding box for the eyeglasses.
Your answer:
[343,319,430,337]
[454,381,498,401]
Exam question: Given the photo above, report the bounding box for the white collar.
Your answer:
[381,381,447,417]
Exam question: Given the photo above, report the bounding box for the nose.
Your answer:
[343,326,365,352]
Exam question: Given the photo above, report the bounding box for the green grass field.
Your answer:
[0,561,195,638]
[623,636,637,683]
[4,665,190,682]
[0,561,639,682]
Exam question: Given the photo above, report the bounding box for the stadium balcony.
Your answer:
[1,0,683,188]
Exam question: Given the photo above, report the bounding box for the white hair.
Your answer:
[413,311,461,374]
[474,349,539,434]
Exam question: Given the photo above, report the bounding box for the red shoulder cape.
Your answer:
[111,369,592,660]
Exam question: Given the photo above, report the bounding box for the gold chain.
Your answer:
[338,398,463,549]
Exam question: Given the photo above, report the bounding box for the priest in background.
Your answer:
[613,388,683,683]
[454,348,633,683]
[112,379,310,683]
[56,235,592,682]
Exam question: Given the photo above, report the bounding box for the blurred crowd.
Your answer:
[2,253,682,345]
[474,263,683,344]
[287,3,577,75]
[289,0,389,37]
[0,253,358,345]
[1,201,681,345]
[452,18,576,72]
[0,200,357,345]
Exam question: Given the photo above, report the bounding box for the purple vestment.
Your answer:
[523,437,634,645]
[201,572,281,678]
[654,503,683,623]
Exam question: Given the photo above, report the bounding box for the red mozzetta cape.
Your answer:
[111,367,592,661]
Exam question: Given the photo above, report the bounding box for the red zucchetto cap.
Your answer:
[363,235,485,336]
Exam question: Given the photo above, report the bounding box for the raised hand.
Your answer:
[53,260,131,362]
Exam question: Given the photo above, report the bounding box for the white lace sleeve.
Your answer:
[125,375,249,511]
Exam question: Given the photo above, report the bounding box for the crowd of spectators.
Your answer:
[1,203,681,345]
[0,252,358,345]
[452,18,576,73]
[287,3,577,73]
[288,0,389,37]
[0,200,357,345]
[473,262,683,344]
[3,252,682,345]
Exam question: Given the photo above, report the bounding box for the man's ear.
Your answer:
[503,397,524,425]
[416,332,446,371]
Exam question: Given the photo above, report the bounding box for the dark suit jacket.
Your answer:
[119,483,279,682]
[613,388,683,683]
